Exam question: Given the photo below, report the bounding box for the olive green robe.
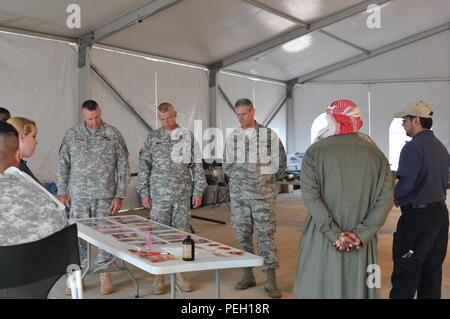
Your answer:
[293,133,393,299]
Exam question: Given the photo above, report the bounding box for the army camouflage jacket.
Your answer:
[223,122,287,199]
[0,167,69,246]
[136,127,207,202]
[56,121,130,199]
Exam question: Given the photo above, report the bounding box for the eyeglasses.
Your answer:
[402,116,415,124]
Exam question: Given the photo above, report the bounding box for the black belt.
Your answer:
[402,201,446,209]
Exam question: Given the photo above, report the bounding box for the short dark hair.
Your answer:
[157,102,173,113]
[0,107,10,114]
[0,120,18,137]
[82,100,99,111]
[405,115,433,129]
[0,107,10,121]
[0,121,19,166]
[234,98,254,109]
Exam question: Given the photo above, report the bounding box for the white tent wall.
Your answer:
[0,32,79,183]
[293,29,450,161]
[293,84,370,153]
[89,47,209,209]
[314,30,450,82]
[216,72,287,150]
[371,81,450,160]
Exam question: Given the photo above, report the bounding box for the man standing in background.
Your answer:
[137,102,206,295]
[223,98,287,298]
[390,101,449,299]
[56,99,130,295]
[293,99,393,299]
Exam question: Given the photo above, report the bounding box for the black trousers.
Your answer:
[389,205,449,299]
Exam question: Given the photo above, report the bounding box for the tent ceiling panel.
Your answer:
[0,0,151,39]
[0,0,449,82]
[322,0,450,51]
[255,0,366,24]
[99,0,300,65]
[225,30,361,81]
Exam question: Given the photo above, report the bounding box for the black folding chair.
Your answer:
[0,223,81,299]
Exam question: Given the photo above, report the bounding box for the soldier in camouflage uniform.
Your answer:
[223,98,287,298]
[0,121,69,247]
[56,100,130,295]
[137,102,206,295]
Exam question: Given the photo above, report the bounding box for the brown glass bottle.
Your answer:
[182,235,195,261]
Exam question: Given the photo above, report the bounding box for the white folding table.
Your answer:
[73,215,263,299]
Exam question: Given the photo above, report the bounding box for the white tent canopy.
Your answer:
[1,0,449,207]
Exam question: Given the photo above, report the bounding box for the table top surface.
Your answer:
[73,215,263,275]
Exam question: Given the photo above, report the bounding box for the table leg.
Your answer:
[170,273,176,299]
[216,269,221,299]
[81,243,91,281]
[121,260,139,298]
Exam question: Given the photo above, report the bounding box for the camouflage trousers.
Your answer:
[70,197,113,267]
[150,198,191,232]
[230,197,279,272]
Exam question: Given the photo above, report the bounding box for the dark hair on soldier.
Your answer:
[0,121,19,166]
[0,120,18,137]
[0,107,10,115]
[82,100,99,111]
[405,115,433,129]
[0,107,11,121]
[234,98,254,109]
[157,102,173,113]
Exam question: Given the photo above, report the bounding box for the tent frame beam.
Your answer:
[90,63,154,131]
[289,22,450,84]
[240,0,370,54]
[77,0,181,67]
[212,0,389,69]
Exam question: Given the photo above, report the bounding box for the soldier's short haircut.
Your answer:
[157,103,173,113]
[234,98,254,110]
[82,100,99,111]
[0,121,19,166]
[0,107,10,121]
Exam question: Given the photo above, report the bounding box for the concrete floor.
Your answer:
[49,190,450,299]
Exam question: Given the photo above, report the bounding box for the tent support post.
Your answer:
[208,69,218,128]
[285,81,296,154]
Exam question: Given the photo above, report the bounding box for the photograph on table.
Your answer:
[115,217,150,225]
[192,238,210,244]
[111,232,142,239]
[130,241,167,248]
[136,224,171,232]
[157,233,187,241]
[78,219,115,227]
[117,237,145,243]
[128,250,178,263]
[97,228,133,235]
[93,225,128,231]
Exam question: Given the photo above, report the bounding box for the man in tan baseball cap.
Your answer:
[393,100,433,119]
[393,101,433,138]
[390,100,450,299]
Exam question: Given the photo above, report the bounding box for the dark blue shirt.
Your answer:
[395,130,449,206]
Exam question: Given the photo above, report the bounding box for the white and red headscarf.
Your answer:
[314,99,363,142]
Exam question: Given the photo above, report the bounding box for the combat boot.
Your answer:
[152,275,166,295]
[176,273,193,292]
[264,270,281,298]
[100,271,114,295]
[234,267,256,290]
